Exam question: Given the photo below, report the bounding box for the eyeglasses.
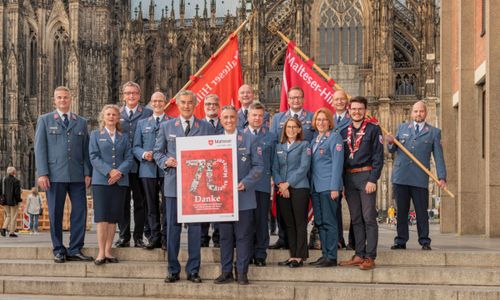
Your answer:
[288,96,303,100]
[350,108,366,112]
[123,92,140,96]
[204,102,219,106]
[286,125,299,129]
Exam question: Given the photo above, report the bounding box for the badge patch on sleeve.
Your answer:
[307,148,312,156]
[336,144,342,151]
[379,135,384,144]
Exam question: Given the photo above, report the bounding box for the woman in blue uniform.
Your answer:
[272,117,311,268]
[89,104,133,265]
[309,108,344,267]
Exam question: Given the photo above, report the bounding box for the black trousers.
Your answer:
[141,177,164,243]
[118,172,146,241]
[393,184,431,246]
[277,187,309,259]
[275,189,289,246]
[254,191,271,259]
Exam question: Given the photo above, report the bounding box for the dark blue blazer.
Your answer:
[243,127,276,194]
[310,131,344,193]
[272,140,311,189]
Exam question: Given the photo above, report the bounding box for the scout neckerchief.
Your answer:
[346,118,369,159]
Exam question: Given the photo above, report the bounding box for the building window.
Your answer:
[481,0,486,37]
[53,26,69,87]
[318,0,363,65]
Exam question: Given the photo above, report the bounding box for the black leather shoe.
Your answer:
[268,240,287,249]
[237,273,249,285]
[214,272,234,284]
[67,252,93,261]
[105,257,119,263]
[200,241,209,247]
[54,253,66,263]
[254,258,266,267]
[391,244,406,250]
[0,228,6,237]
[145,240,161,250]
[289,260,303,268]
[316,258,337,267]
[309,257,326,266]
[164,273,180,283]
[422,244,432,251]
[278,259,292,266]
[94,258,106,265]
[134,239,145,248]
[187,273,202,283]
[114,238,130,248]
[213,242,220,248]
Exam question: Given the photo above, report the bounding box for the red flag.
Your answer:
[280,41,336,113]
[166,37,242,118]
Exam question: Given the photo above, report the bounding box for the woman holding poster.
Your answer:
[272,117,311,268]
[309,108,344,267]
[89,105,134,265]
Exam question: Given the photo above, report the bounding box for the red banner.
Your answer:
[280,41,336,113]
[166,37,243,118]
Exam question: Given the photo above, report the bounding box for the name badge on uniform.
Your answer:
[49,126,58,130]
[120,118,125,122]
[238,147,247,151]
[277,151,284,154]
[169,134,176,138]
[145,127,152,130]
[99,138,107,142]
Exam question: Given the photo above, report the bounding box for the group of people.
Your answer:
[30,81,447,285]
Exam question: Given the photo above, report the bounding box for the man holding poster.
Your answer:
[153,90,214,283]
[214,105,263,285]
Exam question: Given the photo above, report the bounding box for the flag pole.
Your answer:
[164,11,255,110]
[268,25,455,198]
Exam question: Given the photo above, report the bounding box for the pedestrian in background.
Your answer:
[25,187,43,234]
[1,167,22,237]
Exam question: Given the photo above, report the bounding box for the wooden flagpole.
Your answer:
[269,26,455,198]
[164,12,255,110]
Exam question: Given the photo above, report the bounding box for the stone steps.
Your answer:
[2,247,500,299]
[1,259,499,286]
[1,276,500,300]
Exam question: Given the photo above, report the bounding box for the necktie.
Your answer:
[62,113,69,127]
[129,110,133,119]
[293,113,299,119]
[185,120,191,136]
[415,124,420,134]
[337,116,342,124]
[254,129,258,136]
[209,119,215,128]
[243,109,248,120]
[156,117,160,126]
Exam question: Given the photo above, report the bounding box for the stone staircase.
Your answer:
[1,247,500,299]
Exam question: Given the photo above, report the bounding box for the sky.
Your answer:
[131,0,241,19]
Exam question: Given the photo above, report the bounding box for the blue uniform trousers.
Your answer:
[46,182,87,256]
[393,184,431,246]
[141,178,163,243]
[253,191,270,260]
[118,172,146,242]
[219,209,254,274]
[165,197,201,274]
[312,190,339,260]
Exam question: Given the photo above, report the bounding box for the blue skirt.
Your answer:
[92,185,126,223]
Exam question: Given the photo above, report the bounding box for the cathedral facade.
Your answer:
[0,0,440,210]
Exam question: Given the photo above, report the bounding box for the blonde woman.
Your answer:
[25,187,43,234]
[89,105,133,265]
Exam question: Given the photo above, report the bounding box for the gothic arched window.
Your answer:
[53,26,69,87]
[318,0,363,65]
[27,29,38,96]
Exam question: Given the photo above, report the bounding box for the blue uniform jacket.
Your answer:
[310,131,344,193]
[333,113,352,134]
[236,130,264,211]
[89,129,134,187]
[133,115,170,178]
[270,110,315,142]
[237,108,270,130]
[243,127,277,194]
[119,105,153,173]
[272,140,311,189]
[204,118,224,135]
[34,111,91,183]
[153,117,215,198]
[389,122,447,189]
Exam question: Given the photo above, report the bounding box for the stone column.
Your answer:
[485,0,500,237]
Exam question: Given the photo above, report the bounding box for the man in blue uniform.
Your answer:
[35,86,93,263]
[116,81,153,248]
[200,94,223,248]
[387,100,447,251]
[339,96,384,270]
[154,90,214,283]
[332,90,353,250]
[237,84,270,130]
[213,105,263,285]
[246,102,277,266]
[133,91,170,250]
[269,86,314,250]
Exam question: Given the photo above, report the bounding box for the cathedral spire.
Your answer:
[239,0,246,20]
[210,0,216,27]
[180,0,185,25]
[203,0,208,19]
[149,0,155,21]
[137,1,143,20]
[170,0,175,19]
